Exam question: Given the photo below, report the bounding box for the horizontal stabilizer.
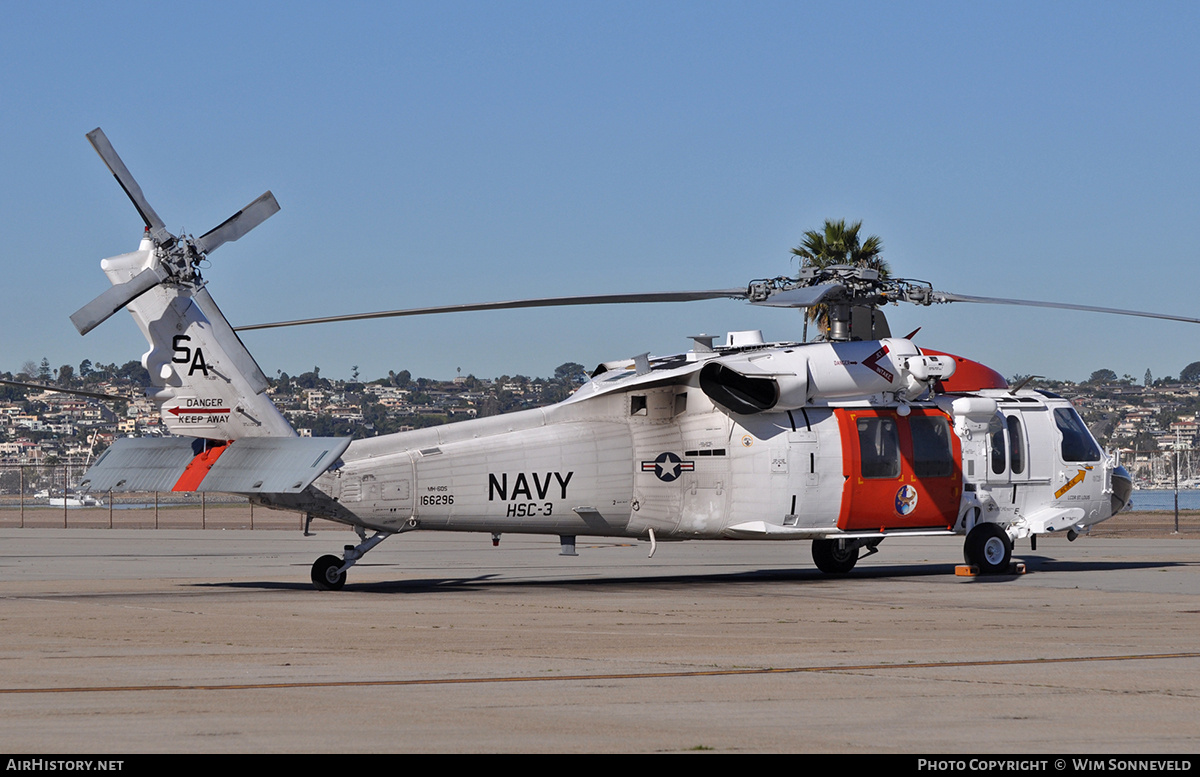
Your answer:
[78,438,201,492]
[79,436,350,494]
[189,437,350,492]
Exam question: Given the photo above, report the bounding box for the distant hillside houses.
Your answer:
[1,361,589,467]
[5,361,1200,472]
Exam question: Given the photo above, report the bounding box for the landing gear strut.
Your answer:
[310,528,393,590]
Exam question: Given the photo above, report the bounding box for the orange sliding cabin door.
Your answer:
[836,408,962,532]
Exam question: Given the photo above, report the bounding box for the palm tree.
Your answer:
[790,219,889,340]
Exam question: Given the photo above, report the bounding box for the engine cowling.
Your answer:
[699,339,955,414]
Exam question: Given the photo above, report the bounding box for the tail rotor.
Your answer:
[70,128,279,336]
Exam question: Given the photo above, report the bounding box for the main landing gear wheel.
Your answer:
[311,554,346,591]
[964,523,1013,574]
[812,539,859,574]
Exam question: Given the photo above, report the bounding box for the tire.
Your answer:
[812,539,859,574]
[311,554,346,591]
[964,523,1012,574]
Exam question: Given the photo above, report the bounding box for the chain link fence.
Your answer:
[0,463,303,529]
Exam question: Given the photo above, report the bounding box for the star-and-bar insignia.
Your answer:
[641,452,694,482]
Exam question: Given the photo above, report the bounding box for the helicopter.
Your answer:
[70,128,1200,590]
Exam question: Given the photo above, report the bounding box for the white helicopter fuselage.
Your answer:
[73,230,1129,586]
[262,338,1122,554]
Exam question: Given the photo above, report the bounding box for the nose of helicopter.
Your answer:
[1111,465,1133,516]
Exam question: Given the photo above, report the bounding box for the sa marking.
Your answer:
[172,335,210,377]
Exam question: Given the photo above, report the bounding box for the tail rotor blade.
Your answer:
[86,128,167,235]
[70,265,166,335]
[193,191,280,255]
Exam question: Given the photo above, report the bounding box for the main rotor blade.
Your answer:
[193,191,281,255]
[234,289,748,332]
[70,265,166,335]
[933,291,1200,326]
[86,128,166,233]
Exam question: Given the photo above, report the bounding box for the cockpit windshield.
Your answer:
[1054,407,1101,462]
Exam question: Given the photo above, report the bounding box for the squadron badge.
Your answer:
[895,484,918,516]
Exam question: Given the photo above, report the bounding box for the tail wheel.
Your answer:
[812,539,859,574]
[311,554,347,591]
[964,523,1012,574]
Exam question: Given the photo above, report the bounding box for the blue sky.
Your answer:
[3,1,1198,383]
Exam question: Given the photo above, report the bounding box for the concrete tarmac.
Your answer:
[0,526,1197,753]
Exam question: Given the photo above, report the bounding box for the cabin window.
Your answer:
[858,417,900,479]
[630,395,647,416]
[910,416,953,478]
[1054,408,1101,462]
[674,393,687,416]
[1006,416,1026,474]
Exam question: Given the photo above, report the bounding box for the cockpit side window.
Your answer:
[1054,407,1101,462]
[989,426,1006,474]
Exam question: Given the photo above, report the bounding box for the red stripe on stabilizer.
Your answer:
[172,442,231,492]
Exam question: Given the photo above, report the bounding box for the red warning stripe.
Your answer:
[172,442,230,492]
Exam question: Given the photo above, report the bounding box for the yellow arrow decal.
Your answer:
[1055,468,1089,499]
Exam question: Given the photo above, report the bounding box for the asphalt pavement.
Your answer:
[0,527,1196,753]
